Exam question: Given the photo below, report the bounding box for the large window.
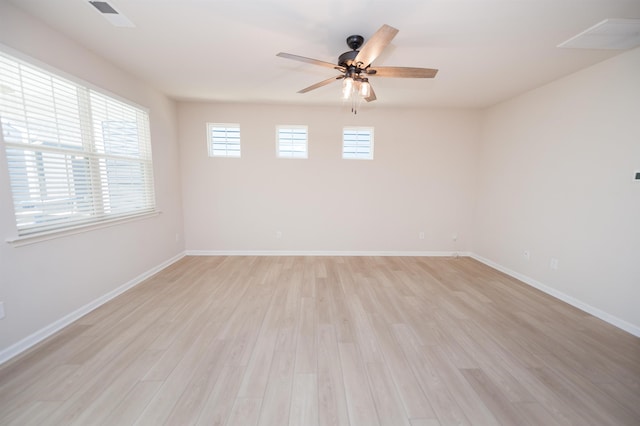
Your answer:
[276,125,308,159]
[343,127,374,159]
[207,123,241,158]
[0,51,155,237]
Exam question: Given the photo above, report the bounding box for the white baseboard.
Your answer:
[0,251,186,366]
[190,250,638,337]
[4,250,635,366]
[470,253,640,338]
[186,250,472,257]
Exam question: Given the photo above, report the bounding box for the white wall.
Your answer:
[178,102,479,253]
[0,2,184,354]
[474,47,640,332]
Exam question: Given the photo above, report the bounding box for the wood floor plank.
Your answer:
[257,348,296,426]
[599,380,640,418]
[408,419,442,426]
[345,294,384,363]
[6,401,61,426]
[368,313,436,419]
[459,368,528,425]
[393,323,472,426]
[28,364,83,401]
[134,335,229,425]
[338,342,380,426]
[366,361,411,426]
[327,265,356,343]
[69,349,164,426]
[317,324,350,426]
[527,367,608,425]
[226,398,262,426]
[289,373,319,426]
[163,339,234,425]
[99,380,163,426]
[0,325,103,405]
[294,297,318,374]
[533,364,640,425]
[455,319,536,402]
[40,320,168,425]
[237,335,278,399]
[0,256,638,426]
[142,315,217,381]
[195,364,246,426]
[513,401,569,426]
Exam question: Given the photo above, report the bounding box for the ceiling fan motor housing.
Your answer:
[339,34,365,68]
[338,50,359,67]
[346,34,364,50]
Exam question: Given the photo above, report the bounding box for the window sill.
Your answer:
[5,211,161,247]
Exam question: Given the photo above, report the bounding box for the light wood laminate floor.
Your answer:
[1,256,639,425]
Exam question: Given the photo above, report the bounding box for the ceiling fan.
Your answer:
[277,24,438,113]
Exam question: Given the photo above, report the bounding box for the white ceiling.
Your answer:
[8,0,640,109]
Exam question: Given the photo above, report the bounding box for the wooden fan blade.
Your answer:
[364,84,377,102]
[277,52,342,70]
[369,66,438,78]
[354,24,399,67]
[298,76,344,93]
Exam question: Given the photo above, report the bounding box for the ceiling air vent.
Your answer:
[558,19,640,50]
[88,1,135,28]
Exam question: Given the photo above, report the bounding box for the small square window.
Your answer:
[277,125,308,159]
[343,127,374,159]
[207,123,241,157]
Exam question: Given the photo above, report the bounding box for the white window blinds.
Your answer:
[277,125,308,158]
[343,127,374,159]
[207,123,241,157]
[0,51,155,237]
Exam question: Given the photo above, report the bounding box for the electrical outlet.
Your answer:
[419,232,425,240]
[550,258,559,270]
[0,302,5,320]
[452,234,458,241]
[276,231,282,239]
[523,250,530,261]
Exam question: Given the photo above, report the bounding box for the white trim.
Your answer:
[276,124,308,159]
[470,253,640,338]
[342,126,374,160]
[5,211,161,247]
[186,250,470,257]
[0,251,186,366]
[206,122,241,158]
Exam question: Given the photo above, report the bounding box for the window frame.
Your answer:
[342,126,374,160]
[0,48,157,243]
[276,125,308,159]
[206,122,241,158]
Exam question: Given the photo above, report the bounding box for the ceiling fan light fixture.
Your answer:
[342,77,354,99]
[360,80,371,97]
